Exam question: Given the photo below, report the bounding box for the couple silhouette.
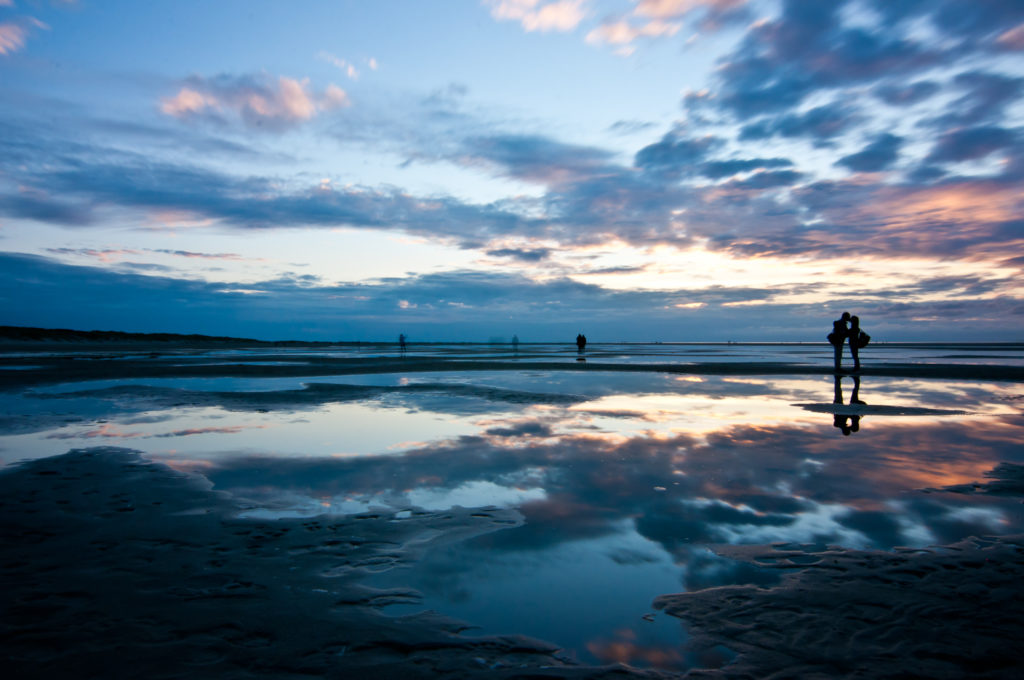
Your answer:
[828,312,870,372]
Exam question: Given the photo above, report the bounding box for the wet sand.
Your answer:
[3,341,1024,678]
[2,342,1023,392]
[2,448,598,679]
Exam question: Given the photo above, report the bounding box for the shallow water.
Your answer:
[1,344,1022,671]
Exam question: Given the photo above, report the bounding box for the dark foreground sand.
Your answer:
[4,449,1023,679]
[1,448,648,679]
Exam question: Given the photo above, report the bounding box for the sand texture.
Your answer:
[655,537,1024,679]
[0,448,676,679]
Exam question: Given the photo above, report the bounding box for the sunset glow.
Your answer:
[1,0,1021,340]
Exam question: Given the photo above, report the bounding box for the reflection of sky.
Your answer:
[2,362,1023,670]
[368,524,689,668]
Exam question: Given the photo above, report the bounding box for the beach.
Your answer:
[2,341,1023,678]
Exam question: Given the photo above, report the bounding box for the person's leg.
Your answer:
[851,375,864,404]
[849,341,860,370]
[833,341,843,371]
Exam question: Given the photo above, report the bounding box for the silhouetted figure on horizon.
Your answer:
[398,333,406,352]
[512,334,519,352]
[576,333,586,353]
[828,312,850,372]
[832,374,865,436]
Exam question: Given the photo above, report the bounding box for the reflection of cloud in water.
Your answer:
[406,481,546,510]
[45,422,266,441]
[196,412,1024,576]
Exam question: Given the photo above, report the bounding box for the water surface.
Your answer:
[1,343,1022,670]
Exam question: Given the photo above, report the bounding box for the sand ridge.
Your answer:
[654,535,1024,678]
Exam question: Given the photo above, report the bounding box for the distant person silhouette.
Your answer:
[828,312,850,372]
[576,333,586,352]
[512,334,519,352]
[848,315,869,371]
[398,333,406,352]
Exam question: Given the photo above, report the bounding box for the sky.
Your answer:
[1,0,1022,342]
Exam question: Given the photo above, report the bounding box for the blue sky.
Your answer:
[1,0,1022,341]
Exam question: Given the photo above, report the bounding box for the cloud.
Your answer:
[726,169,803,189]
[151,426,261,438]
[607,119,657,135]
[585,18,681,52]
[0,189,93,225]
[3,69,1021,279]
[4,251,1020,341]
[8,108,1020,270]
[149,249,250,261]
[486,0,588,33]
[706,2,941,119]
[486,247,553,262]
[925,126,1018,164]
[870,0,1024,45]
[698,157,794,180]
[45,247,141,262]
[927,71,1024,129]
[459,134,616,186]
[738,102,861,144]
[837,133,902,172]
[0,16,45,55]
[585,0,747,54]
[160,73,349,130]
[873,80,940,106]
[634,131,723,176]
[0,22,28,55]
[633,0,746,20]
[485,422,554,438]
[317,51,360,79]
[997,23,1024,50]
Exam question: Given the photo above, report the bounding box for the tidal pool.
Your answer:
[1,344,1022,673]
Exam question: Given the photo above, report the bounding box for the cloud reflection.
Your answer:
[194,402,1024,595]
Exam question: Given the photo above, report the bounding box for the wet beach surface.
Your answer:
[2,342,1024,678]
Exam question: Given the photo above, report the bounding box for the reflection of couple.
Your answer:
[828,312,870,372]
[833,374,866,436]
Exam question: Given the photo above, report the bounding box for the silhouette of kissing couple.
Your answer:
[828,312,870,372]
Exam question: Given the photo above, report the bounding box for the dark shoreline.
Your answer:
[3,324,1021,349]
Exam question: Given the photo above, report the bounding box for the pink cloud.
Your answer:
[160,74,349,130]
[584,0,744,54]
[317,51,361,80]
[45,247,141,263]
[996,23,1024,50]
[586,17,680,48]
[0,18,46,55]
[487,0,588,33]
[633,0,745,19]
[152,426,262,438]
[46,423,144,440]
[148,248,263,262]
